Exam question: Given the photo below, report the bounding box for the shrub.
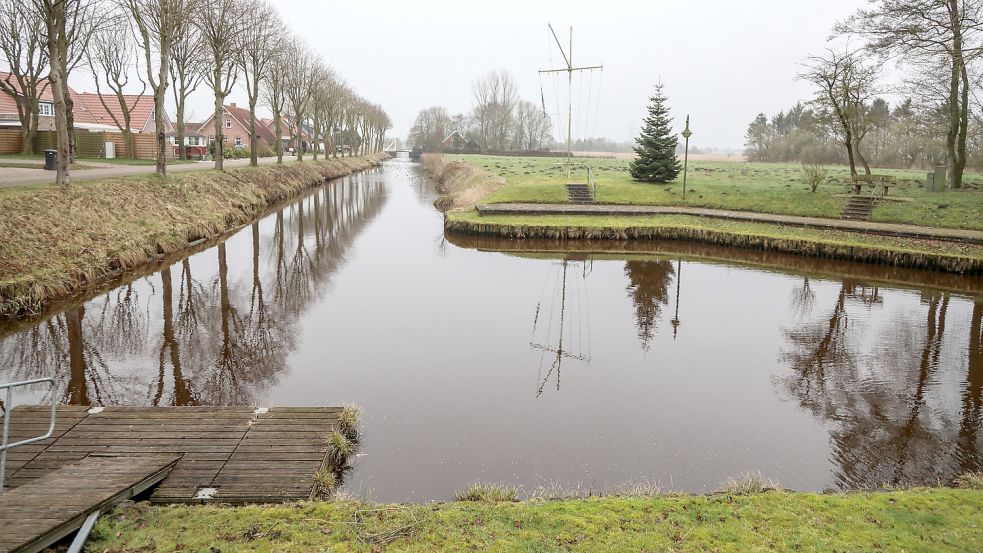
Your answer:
[338,404,360,442]
[801,163,829,192]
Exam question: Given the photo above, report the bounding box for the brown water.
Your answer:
[1,159,981,502]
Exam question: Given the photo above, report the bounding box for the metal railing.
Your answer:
[588,166,597,198]
[1,377,58,492]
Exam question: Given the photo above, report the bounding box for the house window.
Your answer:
[38,102,53,117]
[225,118,232,129]
[235,136,243,146]
[223,136,228,142]
[189,136,199,146]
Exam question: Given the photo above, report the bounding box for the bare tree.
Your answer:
[472,69,519,150]
[0,0,49,154]
[31,0,101,186]
[123,0,186,176]
[262,48,288,164]
[309,65,338,162]
[168,14,203,160]
[837,0,983,189]
[195,0,245,170]
[87,13,146,158]
[237,0,283,166]
[799,49,881,178]
[283,39,317,162]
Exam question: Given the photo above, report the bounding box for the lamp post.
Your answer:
[681,115,692,201]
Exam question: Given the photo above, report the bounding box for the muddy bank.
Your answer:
[0,154,388,318]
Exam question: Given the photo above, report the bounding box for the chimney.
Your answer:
[230,102,237,108]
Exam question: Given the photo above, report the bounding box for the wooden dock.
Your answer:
[2,405,343,504]
[0,454,179,553]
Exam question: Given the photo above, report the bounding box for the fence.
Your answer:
[21,130,173,160]
[0,129,23,154]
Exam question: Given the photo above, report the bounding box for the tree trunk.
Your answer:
[49,59,71,186]
[176,99,186,160]
[248,95,259,167]
[273,107,283,164]
[155,87,168,176]
[213,72,225,171]
[843,132,857,178]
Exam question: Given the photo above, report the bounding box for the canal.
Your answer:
[1,158,981,502]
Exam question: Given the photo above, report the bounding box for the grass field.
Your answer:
[89,489,983,552]
[459,155,983,231]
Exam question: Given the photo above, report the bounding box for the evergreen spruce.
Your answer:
[629,84,681,183]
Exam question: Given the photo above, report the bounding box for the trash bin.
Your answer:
[43,149,58,171]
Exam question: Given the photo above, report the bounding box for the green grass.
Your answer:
[458,155,983,231]
[447,210,983,261]
[89,489,983,552]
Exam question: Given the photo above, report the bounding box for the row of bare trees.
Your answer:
[763,0,983,188]
[0,0,391,186]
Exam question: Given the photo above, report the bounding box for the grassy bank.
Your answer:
[89,488,983,552]
[424,155,983,273]
[461,155,983,231]
[446,211,983,274]
[0,154,387,317]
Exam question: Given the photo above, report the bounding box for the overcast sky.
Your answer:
[67,0,873,149]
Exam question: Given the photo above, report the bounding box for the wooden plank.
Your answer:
[0,455,180,553]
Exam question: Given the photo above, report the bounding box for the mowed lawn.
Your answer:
[90,489,983,552]
[458,155,983,231]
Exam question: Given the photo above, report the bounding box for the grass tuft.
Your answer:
[609,479,664,497]
[718,472,781,496]
[327,429,356,465]
[338,404,360,442]
[311,468,339,500]
[955,471,983,490]
[453,482,520,503]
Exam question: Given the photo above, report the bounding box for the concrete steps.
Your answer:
[566,183,594,204]
[842,196,877,221]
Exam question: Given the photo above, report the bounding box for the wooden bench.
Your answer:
[846,174,898,196]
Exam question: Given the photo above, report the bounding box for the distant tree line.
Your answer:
[746,0,983,188]
[407,70,554,152]
[743,98,983,169]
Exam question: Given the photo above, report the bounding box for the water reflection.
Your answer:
[624,260,675,351]
[530,258,592,396]
[780,283,983,488]
[0,175,387,406]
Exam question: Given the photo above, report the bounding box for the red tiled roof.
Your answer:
[224,104,277,144]
[74,92,157,130]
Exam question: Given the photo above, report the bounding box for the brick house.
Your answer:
[196,103,277,154]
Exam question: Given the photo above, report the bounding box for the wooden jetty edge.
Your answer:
[2,405,343,504]
[0,454,180,553]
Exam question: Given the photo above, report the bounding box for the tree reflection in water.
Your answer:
[781,279,983,489]
[624,260,675,352]
[0,177,387,406]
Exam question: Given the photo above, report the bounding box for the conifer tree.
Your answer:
[629,84,681,183]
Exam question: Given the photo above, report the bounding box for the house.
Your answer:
[166,123,208,158]
[439,130,468,152]
[73,92,171,134]
[196,103,277,154]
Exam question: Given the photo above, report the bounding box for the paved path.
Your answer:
[476,203,983,245]
[0,156,320,189]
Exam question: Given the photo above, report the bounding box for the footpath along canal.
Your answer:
[1,158,981,502]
